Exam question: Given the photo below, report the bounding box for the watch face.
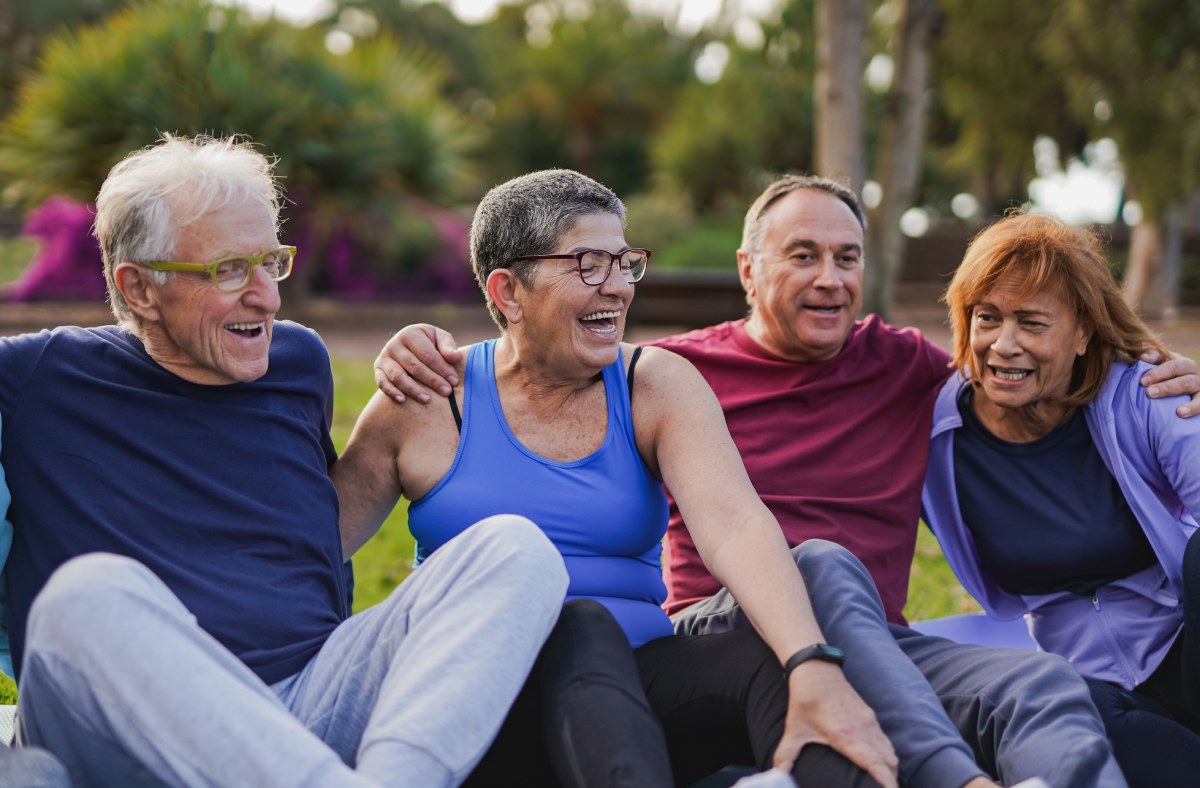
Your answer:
[817,644,845,660]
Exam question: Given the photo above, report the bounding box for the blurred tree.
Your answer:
[862,0,938,316]
[0,0,131,120]
[651,0,819,212]
[329,0,486,103]
[1047,0,1200,316]
[933,1,1079,216]
[0,0,479,297]
[814,0,867,193]
[472,0,694,197]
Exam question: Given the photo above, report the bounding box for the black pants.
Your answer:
[469,599,878,787]
[1088,529,1200,788]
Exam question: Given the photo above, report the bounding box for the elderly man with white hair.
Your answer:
[0,134,568,787]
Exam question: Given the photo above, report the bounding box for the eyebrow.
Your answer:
[782,239,862,255]
[974,302,1054,318]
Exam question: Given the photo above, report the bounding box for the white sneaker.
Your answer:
[732,768,797,787]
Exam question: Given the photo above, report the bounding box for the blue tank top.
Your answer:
[408,340,672,648]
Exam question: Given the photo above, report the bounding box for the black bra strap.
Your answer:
[449,390,462,433]
[627,345,643,404]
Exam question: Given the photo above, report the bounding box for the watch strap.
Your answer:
[783,643,846,677]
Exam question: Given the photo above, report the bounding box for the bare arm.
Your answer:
[331,391,407,557]
[631,347,898,787]
[1139,350,1200,418]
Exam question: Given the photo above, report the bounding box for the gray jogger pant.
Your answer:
[673,538,1128,788]
[16,514,568,788]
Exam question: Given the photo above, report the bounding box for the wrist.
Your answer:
[783,643,845,678]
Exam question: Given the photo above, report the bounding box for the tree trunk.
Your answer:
[814,0,867,194]
[863,0,938,319]
[1122,218,1164,318]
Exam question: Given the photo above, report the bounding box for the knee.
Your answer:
[992,650,1094,711]
[794,539,866,577]
[793,540,878,597]
[27,554,157,651]
[558,599,624,639]
[466,515,568,594]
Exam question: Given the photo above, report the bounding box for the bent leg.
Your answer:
[674,539,982,788]
[893,628,1125,788]
[18,553,366,788]
[281,515,569,786]
[637,629,878,788]
[1087,678,1200,788]
[467,599,672,787]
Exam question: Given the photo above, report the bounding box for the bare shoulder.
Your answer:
[627,344,708,399]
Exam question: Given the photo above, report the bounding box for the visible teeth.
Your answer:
[992,367,1031,381]
[227,322,264,331]
[581,310,620,321]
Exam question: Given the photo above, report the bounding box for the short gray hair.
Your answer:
[93,133,281,330]
[469,169,625,328]
[740,174,866,259]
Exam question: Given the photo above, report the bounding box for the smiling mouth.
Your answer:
[580,309,621,334]
[989,365,1031,381]
[226,321,266,338]
[804,305,842,315]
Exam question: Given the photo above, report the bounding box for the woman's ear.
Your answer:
[487,268,525,326]
[1075,319,1094,357]
[113,262,162,324]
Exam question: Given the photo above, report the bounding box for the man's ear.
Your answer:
[113,262,163,324]
[736,249,756,301]
[487,268,524,326]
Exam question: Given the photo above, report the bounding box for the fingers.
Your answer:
[831,728,899,788]
[372,325,461,404]
[1139,348,1169,365]
[782,667,898,787]
[1139,357,1200,417]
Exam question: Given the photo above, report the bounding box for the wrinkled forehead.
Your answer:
[759,190,864,250]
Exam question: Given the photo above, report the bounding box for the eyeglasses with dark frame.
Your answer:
[140,246,296,292]
[506,248,651,286]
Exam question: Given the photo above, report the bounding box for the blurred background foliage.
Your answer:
[0,0,1196,309]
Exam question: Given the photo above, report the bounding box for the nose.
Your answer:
[812,256,843,289]
[597,259,635,296]
[990,320,1021,356]
[242,263,282,312]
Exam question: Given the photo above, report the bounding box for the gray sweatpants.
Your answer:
[15,514,568,788]
[673,539,1128,788]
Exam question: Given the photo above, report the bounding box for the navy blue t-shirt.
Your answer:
[0,322,348,683]
[953,390,1156,596]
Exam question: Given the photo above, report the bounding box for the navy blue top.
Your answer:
[408,341,672,648]
[0,323,349,683]
[953,389,1156,596]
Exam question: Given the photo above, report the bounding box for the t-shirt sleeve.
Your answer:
[0,331,52,415]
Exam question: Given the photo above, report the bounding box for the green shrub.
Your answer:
[0,0,479,290]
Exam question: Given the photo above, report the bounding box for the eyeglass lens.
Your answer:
[578,250,647,285]
[215,249,293,291]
